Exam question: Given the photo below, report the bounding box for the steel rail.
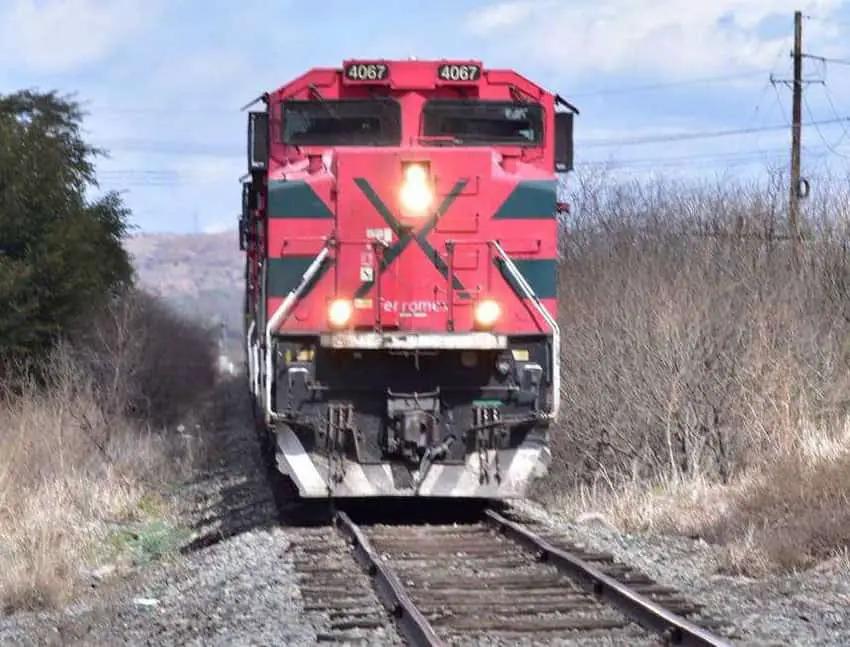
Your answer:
[333,511,444,647]
[484,509,734,647]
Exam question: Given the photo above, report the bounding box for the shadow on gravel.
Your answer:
[271,489,496,529]
[177,375,282,554]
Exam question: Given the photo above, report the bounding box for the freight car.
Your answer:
[239,58,577,500]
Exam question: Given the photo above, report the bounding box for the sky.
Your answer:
[2,0,850,234]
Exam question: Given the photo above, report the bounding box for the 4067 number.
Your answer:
[344,62,388,81]
[437,63,481,82]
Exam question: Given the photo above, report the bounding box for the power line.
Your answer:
[802,53,850,67]
[771,81,792,127]
[581,116,850,148]
[579,137,844,170]
[817,82,850,147]
[570,69,770,98]
[583,147,787,168]
[89,138,239,157]
[732,36,795,169]
[802,89,850,159]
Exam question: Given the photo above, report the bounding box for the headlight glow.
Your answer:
[328,299,353,328]
[399,163,433,213]
[404,164,428,183]
[474,299,501,328]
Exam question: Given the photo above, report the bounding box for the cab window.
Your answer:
[280,98,401,146]
[422,100,543,146]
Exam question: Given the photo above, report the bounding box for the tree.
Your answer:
[0,90,134,367]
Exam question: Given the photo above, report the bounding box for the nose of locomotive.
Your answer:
[329,147,493,332]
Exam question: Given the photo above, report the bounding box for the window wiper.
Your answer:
[417,134,463,146]
[308,84,342,122]
[443,132,526,144]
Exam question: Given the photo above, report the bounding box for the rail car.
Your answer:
[239,58,578,500]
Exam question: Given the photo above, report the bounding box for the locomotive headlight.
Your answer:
[328,299,353,328]
[474,299,501,328]
[399,163,433,213]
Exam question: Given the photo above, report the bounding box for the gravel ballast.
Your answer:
[510,499,850,647]
[1,378,847,646]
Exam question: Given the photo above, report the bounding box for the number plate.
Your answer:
[343,61,389,82]
[436,63,482,83]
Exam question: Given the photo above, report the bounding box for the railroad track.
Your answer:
[287,523,407,645]
[323,506,736,647]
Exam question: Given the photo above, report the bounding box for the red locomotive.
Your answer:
[240,58,577,500]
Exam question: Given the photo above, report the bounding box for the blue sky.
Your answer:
[2,0,850,234]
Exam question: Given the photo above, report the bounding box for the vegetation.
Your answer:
[0,91,134,368]
[0,90,219,611]
[540,166,850,575]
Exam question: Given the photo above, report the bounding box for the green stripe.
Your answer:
[492,180,557,220]
[494,258,558,299]
[266,255,331,298]
[268,180,334,219]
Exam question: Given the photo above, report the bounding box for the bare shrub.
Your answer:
[67,287,219,429]
[704,421,850,576]
[541,166,850,573]
[0,288,220,611]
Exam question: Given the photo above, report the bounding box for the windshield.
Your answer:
[421,100,543,146]
[280,98,401,146]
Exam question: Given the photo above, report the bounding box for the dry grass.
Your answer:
[704,421,850,575]
[539,167,850,575]
[0,288,219,612]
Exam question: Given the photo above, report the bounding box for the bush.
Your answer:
[705,434,850,574]
[0,289,219,611]
[539,167,850,574]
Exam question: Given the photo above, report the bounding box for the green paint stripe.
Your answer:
[266,255,332,298]
[267,180,334,219]
[494,257,558,300]
[492,180,557,220]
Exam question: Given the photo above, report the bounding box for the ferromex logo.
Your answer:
[384,299,448,317]
[354,298,449,317]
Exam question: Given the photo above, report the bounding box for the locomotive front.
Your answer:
[240,59,577,499]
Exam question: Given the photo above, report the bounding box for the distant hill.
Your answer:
[123,229,244,358]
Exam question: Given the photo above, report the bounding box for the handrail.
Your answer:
[246,320,257,396]
[491,240,560,421]
[264,242,332,424]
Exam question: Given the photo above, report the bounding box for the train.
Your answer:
[239,58,577,501]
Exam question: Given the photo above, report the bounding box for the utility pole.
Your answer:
[789,9,803,265]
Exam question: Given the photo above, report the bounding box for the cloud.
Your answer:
[465,0,847,78]
[0,0,160,73]
[468,0,538,34]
